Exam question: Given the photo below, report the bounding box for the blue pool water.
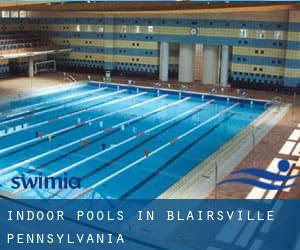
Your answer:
[0,82,267,199]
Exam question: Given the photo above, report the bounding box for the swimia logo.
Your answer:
[218,160,300,190]
[11,173,81,190]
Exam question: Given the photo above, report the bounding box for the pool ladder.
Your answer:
[64,72,77,83]
[153,82,161,96]
[264,96,282,109]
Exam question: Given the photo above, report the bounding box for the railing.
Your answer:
[264,96,282,109]
[152,82,161,89]
[64,72,77,83]
[180,84,187,92]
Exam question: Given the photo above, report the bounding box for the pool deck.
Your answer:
[0,72,299,199]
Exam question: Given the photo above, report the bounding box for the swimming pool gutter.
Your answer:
[89,80,271,105]
[158,103,290,199]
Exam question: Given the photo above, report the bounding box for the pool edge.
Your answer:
[158,103,290,199]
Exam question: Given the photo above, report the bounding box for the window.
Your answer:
[76,24,81,32]
[134,25,140,33]
[240,29,248,38]
[1,11,10,18]
[10,11,19,18]
[97,26,104,33]
[19,11,26,18]
[86,25,92,32]
[256,30,266,39]
[120,25,127,33]
[274,31,283,40]
[148,25,154,33]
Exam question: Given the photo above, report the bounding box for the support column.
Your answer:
[178,43,195,83]
[202,45,219,85]
[159,41,169,82]
[220,45,230,87]
[29,58,34,78]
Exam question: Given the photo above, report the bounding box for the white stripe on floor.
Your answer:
[246,187,266,200]
[264,187,279,199]
[279,141,296,155]
[292,143,300,157]
[288,129,300,141]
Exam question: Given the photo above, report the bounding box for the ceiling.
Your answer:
[0,1,298,14]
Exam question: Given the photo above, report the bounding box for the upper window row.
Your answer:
[1,11,27,18]
[120,25,154,34]
[239,29,283,40]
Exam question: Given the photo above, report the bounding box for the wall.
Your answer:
[1,10,300,91]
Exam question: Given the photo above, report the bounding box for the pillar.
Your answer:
[220,45,230,87]
[29,58,34,78]
[202,45,219,85]
[178,43,195,83]
[159,41,169,82]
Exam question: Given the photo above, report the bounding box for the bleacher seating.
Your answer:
[0,31,55,54]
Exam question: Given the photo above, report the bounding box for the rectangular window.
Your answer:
[1,11,10,18]
[98,26,104,33]
[274,31,283,40]
[86,24,92,32]
[10,11,19,18]
[256,30,266,39]
[120,25,127,33]
[135,25,140,33]
[76,24,80,32]
[19,11,26,18]
[148,25,154,33]
[239,29,248,38]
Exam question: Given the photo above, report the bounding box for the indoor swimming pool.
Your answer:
[0,82,268,199]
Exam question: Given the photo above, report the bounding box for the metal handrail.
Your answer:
[64,72,77,83]
[180,84,187,92]
[264,96,282,109]
[152,82,161,89]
